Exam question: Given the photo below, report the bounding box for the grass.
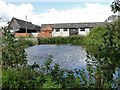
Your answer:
[38,35,85,46]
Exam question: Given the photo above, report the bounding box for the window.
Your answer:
[55,28,60,32]
[69,28,78,36]
[80,28,85,31]
[63,28,68,31]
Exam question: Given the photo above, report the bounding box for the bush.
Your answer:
[2,68,45,89]
[83,19,120,88]
[2,55,96,89]
[83,26,107,56]
[38,35,84,46]
[17,38,38,48]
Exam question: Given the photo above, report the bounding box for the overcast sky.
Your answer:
[0,0,117,27]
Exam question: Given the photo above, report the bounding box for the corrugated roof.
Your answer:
[41,22,105,29]
[13,17,40,31]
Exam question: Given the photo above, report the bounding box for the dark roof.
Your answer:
[33,24,41,31]
[41,22,105,29]
[10,17,40,31]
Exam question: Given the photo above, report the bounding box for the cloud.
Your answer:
[39,3,114,24]
[0,0,116,27]
[0,0,34,27]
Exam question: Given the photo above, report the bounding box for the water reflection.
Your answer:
[25,44,87,70]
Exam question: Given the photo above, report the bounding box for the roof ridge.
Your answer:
[13,17,32,23]
[41,22,104,26]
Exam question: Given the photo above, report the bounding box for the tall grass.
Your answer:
[38,35,84,46]
[15,38,38,48]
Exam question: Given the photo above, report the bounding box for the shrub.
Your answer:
[37,35,84,46]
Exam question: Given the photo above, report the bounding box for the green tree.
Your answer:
[84,19,120,88]
[111,0,120,13]
[98,20,120,88]
[84,26,107,55]
[2,27,27,68]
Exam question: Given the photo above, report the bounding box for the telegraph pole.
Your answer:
[25,15,27,34]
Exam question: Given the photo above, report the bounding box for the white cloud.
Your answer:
[0,0,116,27]
[38,3,115,24]
[0,0,34,27]
[4,0,114,3]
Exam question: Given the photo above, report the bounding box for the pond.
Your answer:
[25,44,87,71]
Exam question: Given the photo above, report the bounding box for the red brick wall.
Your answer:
[15,33,29,37]
[38,31,52,38]
[38,25,52,38]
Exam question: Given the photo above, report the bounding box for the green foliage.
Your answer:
[38,35,84,46]
[2,55,89,89]
[111,0,120,13]
[98,20,120,88]
[2,27,27,68]
[83,26,107,55]
[2,68,45,89]
[84,26,107,45]
[2,1,120,88]
[84,19,120,88]
[42,75,62,88]
[17,38,38,48]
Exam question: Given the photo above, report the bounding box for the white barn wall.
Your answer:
[78,28,90,36]
[52,28,62,37]
[85,28,90,35]
[61,28,69,37]
[52,28,69,37]
[52,28,90,37]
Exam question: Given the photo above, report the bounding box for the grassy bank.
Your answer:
[38,35,85,46]
[15,37,38,48]
[13,35,85,48]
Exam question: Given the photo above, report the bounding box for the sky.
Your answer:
[0,0,117,27]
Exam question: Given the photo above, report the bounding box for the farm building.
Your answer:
[39,22,105,37]
[8,17,40,37]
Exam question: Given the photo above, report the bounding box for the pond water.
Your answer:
[25,44,87,70]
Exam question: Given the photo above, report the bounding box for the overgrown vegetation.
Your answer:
[2,55,95,89]
[0,27,95,89]
[2,19,120,89]
[1,1,120,89]
[1,27,93,89]
[84,19,120,88]
[83,26,107,55]
[17,38,38,48]
[38,35,84,46]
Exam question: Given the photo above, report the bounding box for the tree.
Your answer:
[2,27,27,68]
[84,26,107,55]
[84,18,120,88]
[96,20,120,88]
[111,0,120,13]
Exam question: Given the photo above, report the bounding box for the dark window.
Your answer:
[55,28,60,32]
[63,28,68,31]
[80,28,85,31]
[69,28,78,36]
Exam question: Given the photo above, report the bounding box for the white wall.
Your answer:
[52,28,69,37]
[85,28,90,35]
[31,33,38,37]
[78,28,90,36]
[52,28,90,37]
[52,28,61,37]
[61,28,69,37]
